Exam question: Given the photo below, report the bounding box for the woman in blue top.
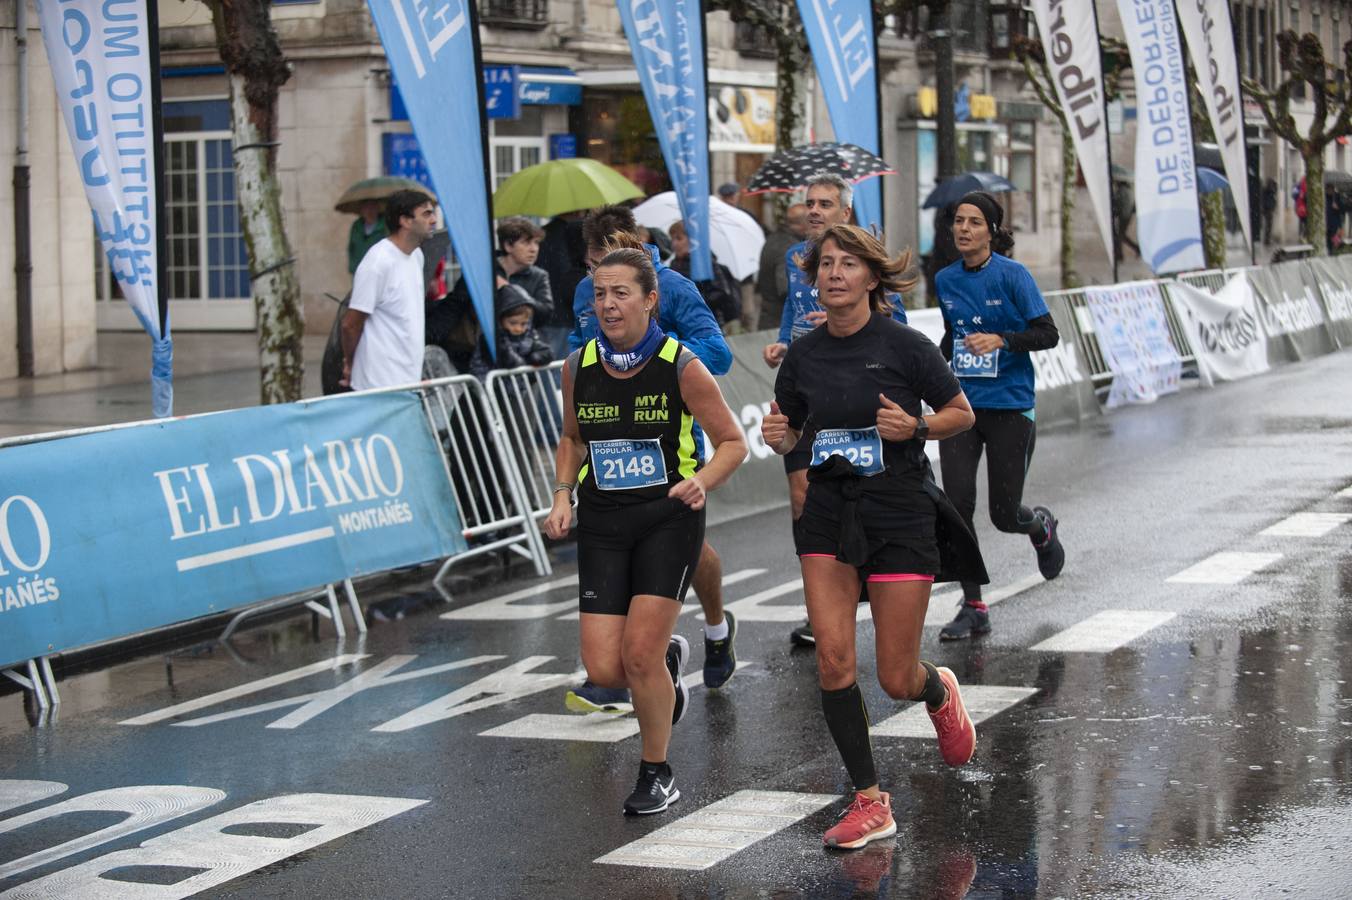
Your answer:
[934,191,1065,640]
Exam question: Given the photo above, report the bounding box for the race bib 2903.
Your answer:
[952,346,1000,378]
[810,427,885,476]
[589,439,668,490]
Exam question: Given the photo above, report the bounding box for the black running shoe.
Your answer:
[1032,506,1064,580]
[623,761,680,815]
[703,611,737,689]
[666,635,690,724]
[790,620,815,646]
[939,603,991,641]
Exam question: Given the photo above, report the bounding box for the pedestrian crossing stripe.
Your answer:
[1338,485,1352,498]
[1259,512,1352,537]
[871,685,1038,738]
[1030,609,1176,653]
[1165,551,1282,585]
[481,713,640,743]
[594,790,836,870]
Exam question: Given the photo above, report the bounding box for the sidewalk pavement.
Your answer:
[0,332,328,441]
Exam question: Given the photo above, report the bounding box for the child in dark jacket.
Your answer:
[469,282,553,380]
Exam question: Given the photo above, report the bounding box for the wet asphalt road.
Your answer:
[2,352,1352,899]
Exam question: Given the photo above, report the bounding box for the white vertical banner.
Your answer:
[1031,0,1115,262]
[1117,0,1206,274]
[1176,0,1251,252]
[35,0,171,416]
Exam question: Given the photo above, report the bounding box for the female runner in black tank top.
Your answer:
[543,246,746,817]
[761,225,985,850]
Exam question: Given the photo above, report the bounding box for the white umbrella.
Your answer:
[632,192,766,281]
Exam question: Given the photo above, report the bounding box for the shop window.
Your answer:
[479,0,549,29]
[734,22,777,60]
[1000,122,1037,233]
[581,91,671,196]
[95,99,250,306]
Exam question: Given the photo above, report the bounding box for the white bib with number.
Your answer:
[589,439,668,490]
[811,427,885,476]
[952,345,1000,379]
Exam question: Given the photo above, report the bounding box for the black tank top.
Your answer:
[571,337,701,509]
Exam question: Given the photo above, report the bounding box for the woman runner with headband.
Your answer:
[761,224,987,849]
[544,244,746,816]
[934,191,1065,642]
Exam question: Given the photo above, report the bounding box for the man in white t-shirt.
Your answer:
[341,190,437,390]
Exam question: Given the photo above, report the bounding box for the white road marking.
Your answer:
[1259,512,1352,537]
[119,655,369,726]
[0,786,226,881]
[373,657,576,733]
[682,568,769,618]
[920,573,1044,627]
[595,790,836,870]
[480,713,640,743]
[871,685,1039,738]
[1031,610,1177,653]
[0,781,67,816]
[1165,552,1282,584]
[1338,485,1352,498]
[721,580,805,622]
[175,527,334,572]
[2,793,426,899]
[441,576,578,620]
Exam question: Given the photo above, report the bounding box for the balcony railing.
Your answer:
[479,0,549,30]
[734,22,777,60]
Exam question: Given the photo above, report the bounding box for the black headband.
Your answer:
[957,191,1003,233]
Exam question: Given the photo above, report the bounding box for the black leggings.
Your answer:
[938,408,1042,601]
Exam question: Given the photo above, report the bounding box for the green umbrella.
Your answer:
[492,158,644,218]
[334,176,435,214]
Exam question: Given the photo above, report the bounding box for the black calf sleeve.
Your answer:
[919,661,948,709]
[821,683,877,790]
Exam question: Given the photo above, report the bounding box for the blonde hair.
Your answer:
[797,224,917,314]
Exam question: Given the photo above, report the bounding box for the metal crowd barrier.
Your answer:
[483,361,567,526]
[0,369,551,702]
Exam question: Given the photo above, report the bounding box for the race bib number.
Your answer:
[811,427,885,476]
[589,439,668,490]
[952,346,1000,379]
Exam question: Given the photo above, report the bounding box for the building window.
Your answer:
[734,22,777,60]
[988,1,1032,58]
[478,0,549,29]
[95,99,249,307]
[1002,121,1037,232]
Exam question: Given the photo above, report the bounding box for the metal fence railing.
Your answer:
[483,361,566,526]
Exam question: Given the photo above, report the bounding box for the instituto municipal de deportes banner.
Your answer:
[367,0,497,355]
[618,0,713,281]
[794,0,883,232]
[1117,0,1205,274]
[0,393,467,667]
[36,0,174,416]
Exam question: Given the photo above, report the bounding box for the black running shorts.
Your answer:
[793,482,941,578]
[577,496,705,615]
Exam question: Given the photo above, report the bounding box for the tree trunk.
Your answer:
[775,40,807,152]
[207,1,303,404]
[1305,152,1327,257]
[1200,190,1227,268]
[1060,130,1079,288]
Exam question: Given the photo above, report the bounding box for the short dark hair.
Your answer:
[582,205,638,250]
[385,189,434,233]
[497,216,544,248]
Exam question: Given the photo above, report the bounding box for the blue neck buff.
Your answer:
[597,319,665,371]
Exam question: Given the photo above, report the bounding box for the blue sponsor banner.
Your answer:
[382,133,436,193]
[618,0,713,281]
[391,67,582,122]
[484,64,520,119]
[549,134,578,160]
[1118,0,1205,274]
[795,0,882,231]
[0,393,466,667]
[368,0,496,356]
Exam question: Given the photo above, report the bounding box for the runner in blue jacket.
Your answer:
[562,205,738,713]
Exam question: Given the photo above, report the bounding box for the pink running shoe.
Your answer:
[823,791,897,850]
[927,667,976,766]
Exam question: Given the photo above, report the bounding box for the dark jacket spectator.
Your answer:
[469,283,553,380]
[667,220,742,329]
[757,203,808,331]
[537,214,587,327]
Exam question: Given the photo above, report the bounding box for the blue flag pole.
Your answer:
[146,0,173,417]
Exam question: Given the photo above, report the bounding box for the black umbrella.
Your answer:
[746,142,896,194]
[1324,169,1352,190]
[922,171,1017,209]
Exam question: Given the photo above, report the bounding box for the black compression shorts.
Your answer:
[577,496,705,615]
[793,482,941,578]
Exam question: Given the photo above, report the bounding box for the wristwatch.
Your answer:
[914,416,929,442]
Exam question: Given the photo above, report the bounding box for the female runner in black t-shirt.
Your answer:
[761,224,986,850]
[543,246,746,817]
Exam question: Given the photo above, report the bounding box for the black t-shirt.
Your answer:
[774,313,961,479]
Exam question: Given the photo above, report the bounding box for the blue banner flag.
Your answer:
[368,0,496,355]
[617,0,713,281]
[795,0,883,231]
[36,0,173,417]
[0,393,467,668]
